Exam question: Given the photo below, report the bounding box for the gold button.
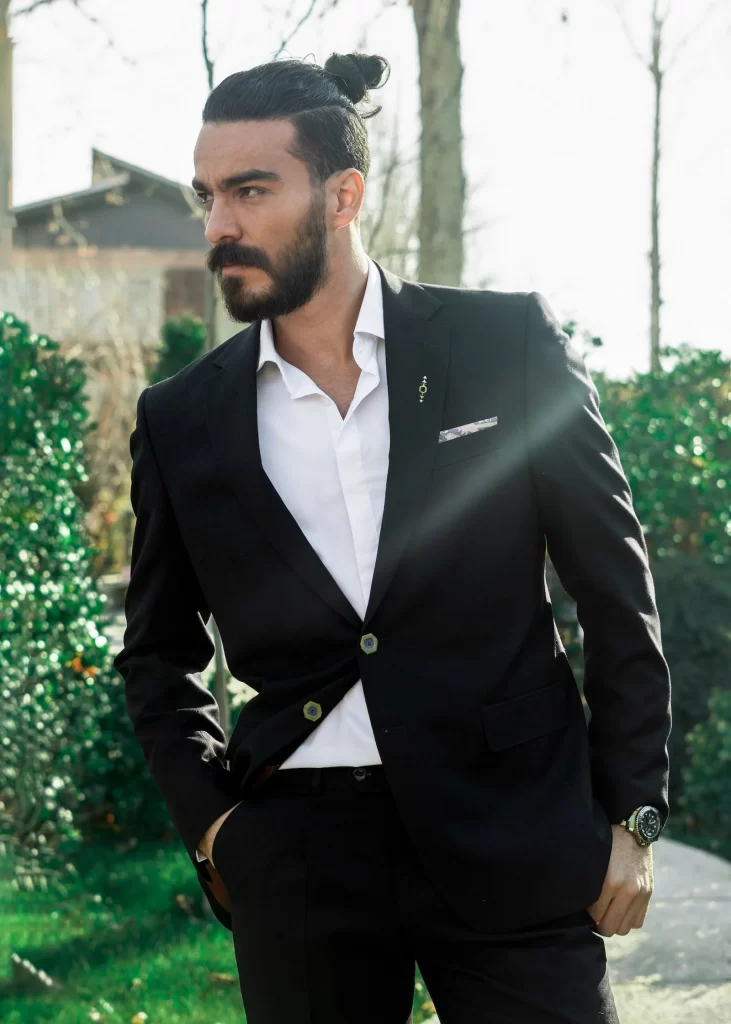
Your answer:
[360,633,378,654]
[303,700,322,722]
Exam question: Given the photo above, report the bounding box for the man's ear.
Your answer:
[331,167,365,231]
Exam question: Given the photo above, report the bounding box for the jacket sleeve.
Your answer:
[113,386,240,876]
[524,291,671,825]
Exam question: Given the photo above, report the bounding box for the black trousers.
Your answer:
[211,764,619,1023]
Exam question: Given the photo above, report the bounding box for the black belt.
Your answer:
[250,763,389,795]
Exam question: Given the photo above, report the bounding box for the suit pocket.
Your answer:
[434,425,507,467]
[481,679,570,752]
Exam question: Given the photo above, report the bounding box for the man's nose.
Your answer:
[204,200,242,246]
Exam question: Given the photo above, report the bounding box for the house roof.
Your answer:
[90,148,194,196]
[11,173,132,215]
[11,148,195,216]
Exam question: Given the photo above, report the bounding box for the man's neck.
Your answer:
[271,249,370,371]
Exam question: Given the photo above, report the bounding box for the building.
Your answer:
[0,147,236,351]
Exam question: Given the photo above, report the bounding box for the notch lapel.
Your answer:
[363,263,451,623]
[202,262,451,633]
[203,322,362,628]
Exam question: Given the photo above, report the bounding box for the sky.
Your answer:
[9,0,731,378]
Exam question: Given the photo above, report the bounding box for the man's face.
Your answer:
[193,120,329,322]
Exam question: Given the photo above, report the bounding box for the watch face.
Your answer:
[636,806,662,842]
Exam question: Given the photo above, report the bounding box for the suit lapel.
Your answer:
[203,321,362,628]
[203,262,450,631]
[364,262,450,622]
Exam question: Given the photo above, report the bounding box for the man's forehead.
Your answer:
[194,119,297,171]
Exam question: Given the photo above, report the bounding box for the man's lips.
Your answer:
[220,264,265,276]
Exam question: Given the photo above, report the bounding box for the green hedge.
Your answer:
[551,343,731,824]
[681,687,731,846]
[0,312,170,892]
[148,314,206,386]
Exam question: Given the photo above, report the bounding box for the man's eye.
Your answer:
[194,187,264,205]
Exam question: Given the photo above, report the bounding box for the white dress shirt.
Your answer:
[259,256,388,768]
[197,256,388,860]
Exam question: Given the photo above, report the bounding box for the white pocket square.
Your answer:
[438,416,498,443]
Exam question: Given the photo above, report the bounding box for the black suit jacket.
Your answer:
[114,261,671,933]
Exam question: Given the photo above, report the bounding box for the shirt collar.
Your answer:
[257,255,384,380]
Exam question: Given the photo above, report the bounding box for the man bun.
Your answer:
[323,52,391,108]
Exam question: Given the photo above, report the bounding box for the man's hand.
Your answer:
[587,824,654,936]
[198,801,243,869]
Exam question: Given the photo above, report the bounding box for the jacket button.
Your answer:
[360,633,378,654]
[303,701,322,721]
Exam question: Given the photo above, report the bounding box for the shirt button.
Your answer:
[353,767,369,782]
[360,633,378,654]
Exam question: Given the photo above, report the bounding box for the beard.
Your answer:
[206,189,329,323]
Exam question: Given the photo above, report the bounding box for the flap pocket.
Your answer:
[481,680,570,752]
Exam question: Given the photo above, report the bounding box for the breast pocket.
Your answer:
[434,422,508,467]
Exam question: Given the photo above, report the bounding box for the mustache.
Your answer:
[206,243,271,274]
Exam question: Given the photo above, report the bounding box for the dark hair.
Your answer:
[201,52,390,185]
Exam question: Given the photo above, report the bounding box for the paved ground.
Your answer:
[605,837,731,1023]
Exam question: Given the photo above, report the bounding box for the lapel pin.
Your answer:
[419,375,428,403]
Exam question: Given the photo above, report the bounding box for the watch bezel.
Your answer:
[635,805,662,843]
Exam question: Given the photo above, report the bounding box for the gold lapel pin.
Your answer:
[419,375,428,403]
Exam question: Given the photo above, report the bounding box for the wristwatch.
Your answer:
[620,805,664,846]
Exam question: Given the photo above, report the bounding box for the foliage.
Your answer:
[561,318,603,359]
[0,310,106,876]
[681,687,731,845]
[0,311,168,893]
[594,344,731,565]
[551,345,731,810]
[148,313,206,386]
[651,556,731,804]
[546,559,583,691]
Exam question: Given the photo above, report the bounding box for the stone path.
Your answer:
[606,837,731,1022]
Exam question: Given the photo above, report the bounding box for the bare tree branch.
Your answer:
[271,0,318,60]
[13,0,135,64]
[610,0,651,68]
[365,115,401,252]
[201,0,214,89]
[12,0,62,15]
[665,0,725,70]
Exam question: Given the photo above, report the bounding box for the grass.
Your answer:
[0,836,245,1023]
[0,835,437,1023]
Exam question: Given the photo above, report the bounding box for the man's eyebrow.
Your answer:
[191,169,283,192]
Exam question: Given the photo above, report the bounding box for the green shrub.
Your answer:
[681,688,731,842]
[0,312,169,891]
[148,313,206,385]
[652,556,731,805]
[0,311,108,878]
[594,344,731,565]
[550,344,731,806]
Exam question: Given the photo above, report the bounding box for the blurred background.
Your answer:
[1,1,730,1021]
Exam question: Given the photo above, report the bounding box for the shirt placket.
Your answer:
[327,344,381,609]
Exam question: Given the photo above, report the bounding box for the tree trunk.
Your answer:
[649,1,664,373]
[410,0,465,286]
[200,0,230,736]
[0,0,14,270]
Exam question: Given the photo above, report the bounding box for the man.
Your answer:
[115,50,671,1023]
